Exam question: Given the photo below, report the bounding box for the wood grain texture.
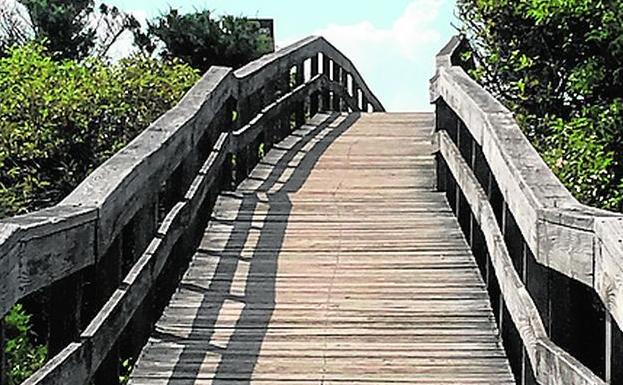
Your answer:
[430,35,623,331]
[130,112,514,384]
[436,130,605,385]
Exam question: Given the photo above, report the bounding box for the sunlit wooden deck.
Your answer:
[129,112,514,384]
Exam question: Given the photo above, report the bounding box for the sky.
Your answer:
[104,0,459,111]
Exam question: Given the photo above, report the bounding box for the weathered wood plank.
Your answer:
[431,35,623,333]
[436,130,605,385]
[129,113,514,384]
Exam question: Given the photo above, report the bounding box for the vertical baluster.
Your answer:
[434,153,445,193]
[310,54,319,116]
[332,62,341,111]
[235,97,250,185]
[608,316,623,384]
[341,70,349,110]
[280,106,290,140]
[469,139,477,246]
[122,200,158,361]
[220,98,236,191]
[47,273,82,356]
[322,55,331,111]
[362,94,369,113]
[295,61,305,128]
[93,235,123,385]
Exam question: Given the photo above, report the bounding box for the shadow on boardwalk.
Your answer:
[151,112,360,384]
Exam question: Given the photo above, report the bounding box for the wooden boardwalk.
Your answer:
[130,112,515,384]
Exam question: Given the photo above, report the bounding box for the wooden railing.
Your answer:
[0,35,383,385]
[431,35,623,385]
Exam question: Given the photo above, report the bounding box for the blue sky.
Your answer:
[106,0,458,111]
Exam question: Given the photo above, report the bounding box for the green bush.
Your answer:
[457,0,623,211]
[4,304,47,385]
[0,42,199,218]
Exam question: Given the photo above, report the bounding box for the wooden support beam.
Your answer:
[295,62,305,127]
[322,55,331,111]
[310,55,319,116]
[332,63,341,111]
[609,317,623,384]
[47,274,83,356]
[92,236,123,385]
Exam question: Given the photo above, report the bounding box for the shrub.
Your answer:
[0,42,199,218]
[4,304,47,385]
[457,0,623,211]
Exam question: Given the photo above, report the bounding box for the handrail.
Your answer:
[435,130,604,385]
[1,35,382,385]
[235,36,384,112]
[0,35,383,320]
[430,35,623,331]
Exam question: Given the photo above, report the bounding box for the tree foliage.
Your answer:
[0,0,139,60]
[457,0,623,211]
[135,8,273,71]
[0,42,199,218]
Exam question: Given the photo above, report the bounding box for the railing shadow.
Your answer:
[157,112,360,384]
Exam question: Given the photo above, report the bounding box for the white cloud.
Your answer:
[312,0,443,63]
[276,0,447,111]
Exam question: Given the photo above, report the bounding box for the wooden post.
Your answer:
[263,118,275,154]
[454,126,461,218]
[310,54,319,116]
[332,63,342,112]
[295,62,305,128]
[280,109,290,140]
[469,139,477,246]
[47,274,82,356]
[322,55,331,111]
[341,71,349,110]
[434,153,447,193]
[235,146,249,186]
[362,94,369,113]
[93,236,123,385]
[332,61,342,112]
[609,317,623,384]
[122,200,158,360]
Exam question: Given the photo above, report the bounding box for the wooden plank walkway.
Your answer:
[130,112,515,384]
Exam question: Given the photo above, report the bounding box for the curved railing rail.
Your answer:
[431,35,623,384]
[0,35,383,385]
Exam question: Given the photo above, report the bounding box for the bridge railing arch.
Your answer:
[431,35,623,385]
[0,36,383,385]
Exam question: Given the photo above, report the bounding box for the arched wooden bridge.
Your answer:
[1,36,622,385]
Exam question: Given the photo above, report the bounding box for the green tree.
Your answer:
[135,8,273,71]
[457,0,623,211]
[20,0,96,60]
[0,0,139,60]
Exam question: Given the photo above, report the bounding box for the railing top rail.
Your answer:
[430,35,623,330]
[235,36,384,111]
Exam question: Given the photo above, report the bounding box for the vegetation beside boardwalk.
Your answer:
[458,0,623,212]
